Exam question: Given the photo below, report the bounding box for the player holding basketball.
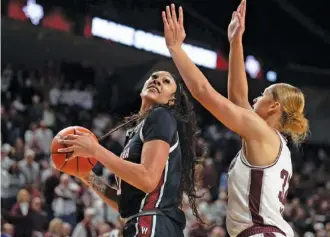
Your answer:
[58,71,203,236]
[162,2,308,237]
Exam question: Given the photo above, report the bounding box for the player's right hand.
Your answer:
[228,0,246,43]
[162,4,186,51]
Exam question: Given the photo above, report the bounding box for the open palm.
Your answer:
[162,4,186,50]
[228,0,246,43]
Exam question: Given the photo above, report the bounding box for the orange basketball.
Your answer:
[51,126,98,176]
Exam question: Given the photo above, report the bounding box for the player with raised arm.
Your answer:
[57,71,204,237]
[162,2,309,237]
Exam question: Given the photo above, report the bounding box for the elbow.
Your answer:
[142,179,158,193]
[140,174,159,193]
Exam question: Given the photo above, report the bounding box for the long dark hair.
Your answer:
[169,78,205,223]
[99,74,205,223]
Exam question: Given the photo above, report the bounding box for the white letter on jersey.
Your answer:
[141,226,148,235]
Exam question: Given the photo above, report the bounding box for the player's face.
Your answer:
[141,71,177,106]
[252,85,280,119]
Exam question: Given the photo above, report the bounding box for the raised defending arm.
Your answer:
[162,4,271,141]
[227,0,251,109]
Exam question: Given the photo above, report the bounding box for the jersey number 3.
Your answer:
[278,169,290,212]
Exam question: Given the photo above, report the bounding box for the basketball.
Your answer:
[51,126,98,176]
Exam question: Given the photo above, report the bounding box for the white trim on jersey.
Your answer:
[139,120,146,142]
[134,139,177,237]
[240,132,283,169]
[156,161,169,208]
[151,215,157,237]
[169,136,179,153]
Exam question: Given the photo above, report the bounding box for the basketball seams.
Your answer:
[51,126,97,175]
[87,158,96,166]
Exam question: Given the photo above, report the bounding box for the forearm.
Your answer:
[94,145,153,193]
[169,47,210,97]
[228,38,250,108]
[169,46,230,116]
[81,172,118,210]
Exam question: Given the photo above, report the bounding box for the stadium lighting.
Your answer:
[91,17,217,69]
[23,0,44,25]
[245,55,261,79]
[266,70,277,82]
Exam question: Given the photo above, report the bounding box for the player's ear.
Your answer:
[168,95,176,106]
[268,101,281,115]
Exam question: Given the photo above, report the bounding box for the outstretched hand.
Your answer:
[228,0,246,43]
[57,130,99,160]
[162,4,186,51]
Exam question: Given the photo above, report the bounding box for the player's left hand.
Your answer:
[57,130,99,159]
[228,0,246,43]
[162,4,186,51]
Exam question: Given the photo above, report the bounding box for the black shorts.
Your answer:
[123,214,184,237]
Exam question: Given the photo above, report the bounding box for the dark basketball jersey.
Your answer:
[116,107,185,226]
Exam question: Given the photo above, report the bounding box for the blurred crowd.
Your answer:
[1,62,330,237]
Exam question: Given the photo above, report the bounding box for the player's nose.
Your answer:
[151,78,161,86]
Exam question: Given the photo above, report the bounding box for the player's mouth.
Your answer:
[147,85,160,93]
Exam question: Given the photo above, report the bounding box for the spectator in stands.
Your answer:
[29,95,44,122]
[1,223,14,237]
[1,189,34,237]
[30,196,48,233]
[1,144,13,169]
[60,83,73,106]
[1,161,26,211]
[80,182,94,205]
[42,102,56,129]
[44,218,63,237]
[97,223,112,236]
[24,123,42,154]
[41,162,58,184]
[209,226,226,237]
[35,121,53,158]
[11,96,26,112]
[10,189,31,216]
[43,166,60,221]
[11,138,25,161]
[61,222,72,237]
[52,174,78,228]
[92,113,112,138]
[79,84,94,110]
[49,81,61,106]
[71,208,97,237]
[18,149,40,186]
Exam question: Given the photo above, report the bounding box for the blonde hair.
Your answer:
[48,218,63,233]
[271,83,309,145]
[17,189,30,203]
